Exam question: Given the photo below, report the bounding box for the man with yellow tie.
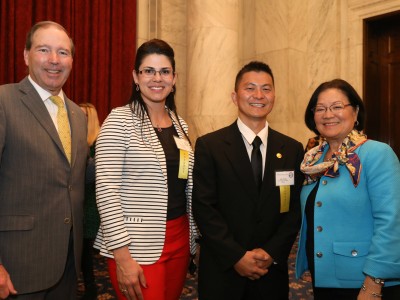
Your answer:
[0,21,88,299]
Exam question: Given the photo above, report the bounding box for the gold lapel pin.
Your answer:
[276,153,282,158]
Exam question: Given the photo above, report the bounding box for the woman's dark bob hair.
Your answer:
[304,78,366,136]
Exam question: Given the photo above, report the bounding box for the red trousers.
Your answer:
[108,214,190,300]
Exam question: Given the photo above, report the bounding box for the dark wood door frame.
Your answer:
[364,11,400,159]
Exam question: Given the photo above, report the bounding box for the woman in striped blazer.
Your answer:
[94,39,198,300]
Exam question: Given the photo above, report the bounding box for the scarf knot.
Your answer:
[300,130,367,187]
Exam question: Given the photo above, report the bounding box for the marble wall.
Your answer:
[136,0,400,145]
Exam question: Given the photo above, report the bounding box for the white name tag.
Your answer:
[173,136,191,151]
[275,170,295,186]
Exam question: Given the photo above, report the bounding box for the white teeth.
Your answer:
[250,103,265,107]
[47,70,59,74]
[150,87,163,90]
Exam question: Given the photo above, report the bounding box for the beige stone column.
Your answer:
[186,0,240,142]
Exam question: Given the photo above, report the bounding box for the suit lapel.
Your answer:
[18,78,67,162]
[223,123,259,200]
[259,128,286,199]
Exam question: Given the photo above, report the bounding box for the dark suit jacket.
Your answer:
[0,77,88,294]
[193,122,304,299]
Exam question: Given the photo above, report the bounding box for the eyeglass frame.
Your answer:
[138,67,175,78]
[311,102,354,115]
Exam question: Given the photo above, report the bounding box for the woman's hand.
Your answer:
[357,276,383,300]
[114,247,147,300]
[358,288,382,300]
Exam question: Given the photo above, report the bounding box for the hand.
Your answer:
[233,250,269,280]
[357,276,383,300]
[114,247,147,300]
[358,288,382,300]
[0,264,17,299]
[252,248,274,270]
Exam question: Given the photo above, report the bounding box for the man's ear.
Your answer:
[23,49,29,66]
[231,91,238,106]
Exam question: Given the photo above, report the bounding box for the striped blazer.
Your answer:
[94,104,198,264]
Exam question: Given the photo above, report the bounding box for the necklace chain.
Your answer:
[153,109,169,132]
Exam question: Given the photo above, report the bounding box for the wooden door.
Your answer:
[364,12,400,159]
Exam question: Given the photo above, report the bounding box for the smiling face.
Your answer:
[132,54,176,107]
[231,71,275,130]
[314,88,358,147]
[23,26,73,95]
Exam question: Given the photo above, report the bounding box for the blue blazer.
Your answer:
[296,140,400,288]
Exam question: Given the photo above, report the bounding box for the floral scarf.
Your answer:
[300,130,367,187]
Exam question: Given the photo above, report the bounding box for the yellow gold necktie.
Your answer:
[50,96,71,164]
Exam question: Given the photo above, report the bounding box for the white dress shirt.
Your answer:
[237,117,269,179]
[28,75,66,131]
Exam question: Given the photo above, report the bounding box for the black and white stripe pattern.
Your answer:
[94,104,198,264]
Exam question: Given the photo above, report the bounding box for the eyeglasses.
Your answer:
[138,68,174,78]
[311,102,352,115]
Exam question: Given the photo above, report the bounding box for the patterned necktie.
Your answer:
[251,136,263,190]
[50,96,71,164]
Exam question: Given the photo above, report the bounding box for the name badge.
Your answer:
[174,136,191,179]
[173,136,191,151]
[276,171,294,213]
[275,171,295,186]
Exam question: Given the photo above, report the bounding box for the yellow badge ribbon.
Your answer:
[178,150,189,179]
[279,186,290,213]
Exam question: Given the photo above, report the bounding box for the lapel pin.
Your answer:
[276,153,282,158]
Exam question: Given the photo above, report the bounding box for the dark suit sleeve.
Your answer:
[193,136,246,270]
[261,140,304,265]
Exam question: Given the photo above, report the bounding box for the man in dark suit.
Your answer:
[193,61,304,300]
[0,21,88,299]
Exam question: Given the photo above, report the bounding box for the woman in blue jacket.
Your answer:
[296,79,400,299]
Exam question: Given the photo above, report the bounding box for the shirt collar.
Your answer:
[28,75,65,103]
[237,117,269,146]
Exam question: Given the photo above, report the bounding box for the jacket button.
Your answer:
[64,217,71,224]
[351,250,358,257]
[322,180,327,185]
[316,252,323,258]
[316,201,322,207]
[68,185,73,191]
[316,226,323,232]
